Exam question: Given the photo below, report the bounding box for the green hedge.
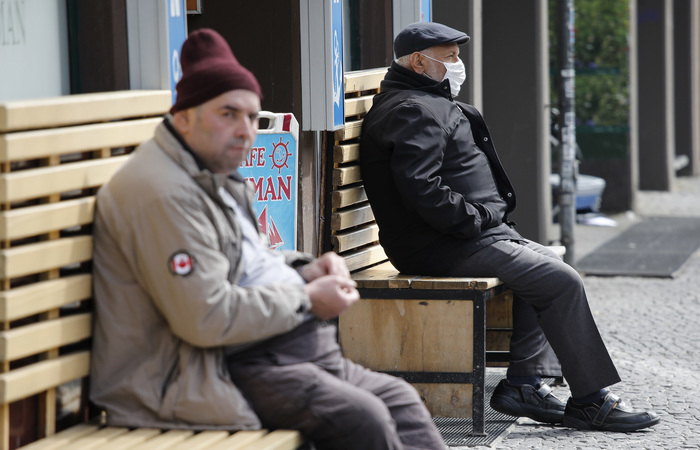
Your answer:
[549,0,629,127]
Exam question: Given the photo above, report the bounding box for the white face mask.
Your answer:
[420,53,467,97]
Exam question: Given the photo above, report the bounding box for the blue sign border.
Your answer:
[421,0,432,22]
[331,0,344,129]
[167,0,187,104]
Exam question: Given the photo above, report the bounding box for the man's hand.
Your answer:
[298,252,351,282]
[304,275,359,320]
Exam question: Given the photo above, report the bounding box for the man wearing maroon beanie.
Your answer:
[90,28,446,449]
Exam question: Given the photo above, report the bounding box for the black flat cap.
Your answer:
[394,22,470,58]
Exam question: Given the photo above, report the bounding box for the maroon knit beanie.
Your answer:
[170,28,262,114]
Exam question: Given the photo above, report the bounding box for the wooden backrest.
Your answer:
[0,90,171,449]
[322,68,388,272]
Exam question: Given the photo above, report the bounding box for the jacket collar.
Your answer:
[381,61,453,100]
[155,118,256,224]
[163,118,207,171]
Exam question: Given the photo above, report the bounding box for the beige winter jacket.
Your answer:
[90,120,313,429]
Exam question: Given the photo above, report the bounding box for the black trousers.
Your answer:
[446,239,621,397]
[227,321,446,450]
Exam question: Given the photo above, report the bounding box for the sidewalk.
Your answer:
[456,175,700,449]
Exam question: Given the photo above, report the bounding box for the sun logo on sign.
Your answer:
[270,137,292,174]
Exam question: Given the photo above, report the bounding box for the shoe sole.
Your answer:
[491,394,564,424]
[562,414,661,432]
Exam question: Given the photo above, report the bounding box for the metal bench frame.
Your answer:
[353,272,509,436]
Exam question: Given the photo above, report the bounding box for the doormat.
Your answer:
[434,370,521,447]
[576,216,700,278]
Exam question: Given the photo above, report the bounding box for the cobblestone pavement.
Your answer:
[453,175,700,449]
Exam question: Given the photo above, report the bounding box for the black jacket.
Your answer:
[360,62,522,274]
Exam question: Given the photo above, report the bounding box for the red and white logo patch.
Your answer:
[169,251,195,276]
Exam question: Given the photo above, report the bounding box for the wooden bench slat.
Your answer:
[98,428,162,450]
[0,154,128,203]
[0,313,91,362]
[332,165,361,187]
[172,430,230,450]
[0,90,170,133]
[333,142,359,164]
[245,430,304,450]
[18,424,100,450]
[16,415,302,450]
[331,185,367,210]
[333,119,363,141]
[352,261,413,289]
[330,204,374,231]
[129,429,196,450]
[17,425,304,450]
[344,245,387,273]
[0,118,161,162]
[352,261,502,290]
[0,351,90,403]
[344,68,387,93]
[207,430,268,450]
[0,274,92,322]
[331,223,379,253]
[0,235,92,279]
[62,427,130,450]
[411,276,502,291]
[0,196,95,241]
[344,95,375,117]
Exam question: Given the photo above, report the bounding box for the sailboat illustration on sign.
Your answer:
[257,205,284,249]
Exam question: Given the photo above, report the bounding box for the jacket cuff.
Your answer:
[294,286,313,315]
[282,251,315,269]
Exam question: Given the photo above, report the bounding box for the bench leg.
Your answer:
[470,291,489,436]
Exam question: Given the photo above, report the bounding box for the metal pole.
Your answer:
[557,0,577,266]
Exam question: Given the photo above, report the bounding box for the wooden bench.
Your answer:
[0,92,303,450]
[322,68,564,436]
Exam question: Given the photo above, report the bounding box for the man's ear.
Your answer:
[171,110,192,135]
[409,52,426,74]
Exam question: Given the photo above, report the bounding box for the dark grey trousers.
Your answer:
[227,321,446,450]
[446,239,621,397]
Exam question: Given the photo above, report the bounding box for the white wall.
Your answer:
[0,0,70,101]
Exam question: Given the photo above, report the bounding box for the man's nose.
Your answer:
[235,116,257,141]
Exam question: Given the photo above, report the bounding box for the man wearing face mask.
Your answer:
[360,22,660,433]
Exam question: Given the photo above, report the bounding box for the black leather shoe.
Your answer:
[490,379,566,424]
[563,393,660,432]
